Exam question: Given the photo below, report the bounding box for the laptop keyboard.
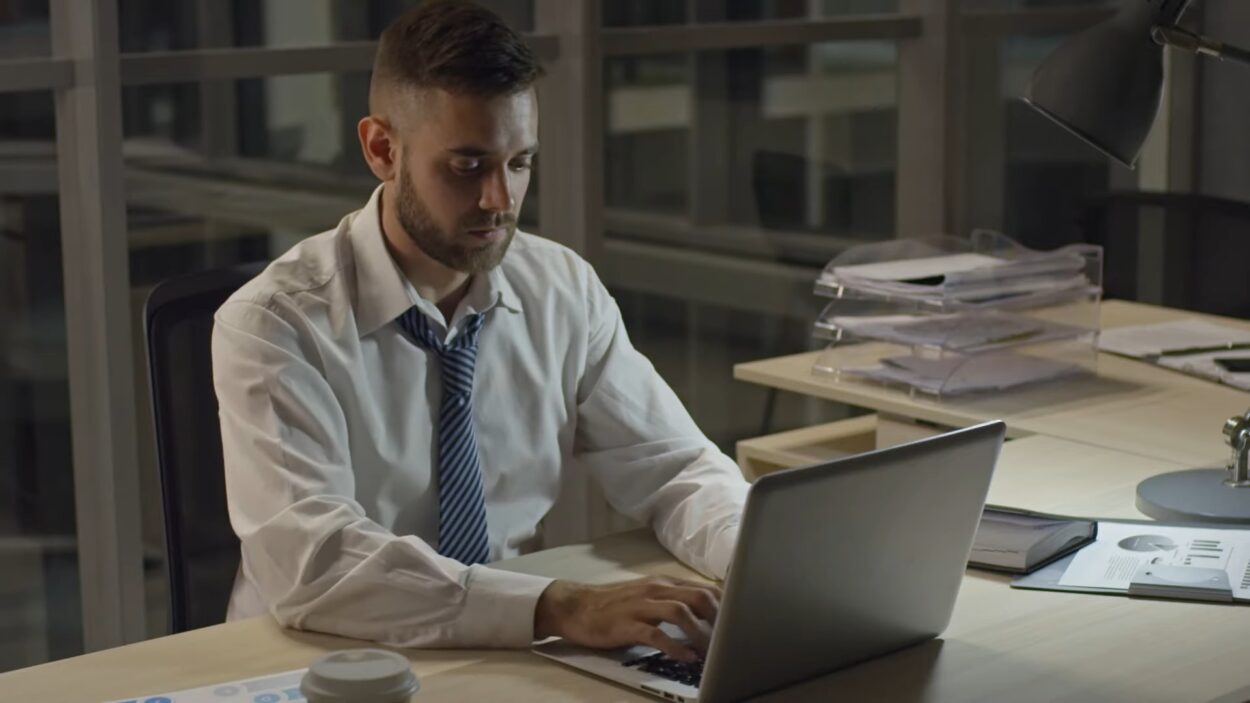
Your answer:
[622,652,704,688]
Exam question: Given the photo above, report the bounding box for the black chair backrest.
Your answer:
[144,264,263,633]
[1077,191,1250,319]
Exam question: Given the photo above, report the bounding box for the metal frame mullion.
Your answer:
[895,0,960,237]
[120,43,376,85]
[534,0,628,545]
[601,15,923,56]
[50,0,147,651]
[534,0,603,262]
[957,26,1006,234]
[1166,39,1201,194]
[688,0,730,227]
[0,58,74,92]
[117,35,561,86]
[961,7,1115,36]
[194,0,239,160]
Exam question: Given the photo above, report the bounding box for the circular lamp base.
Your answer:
[1137,468,1250,524]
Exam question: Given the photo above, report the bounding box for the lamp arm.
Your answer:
[1153,25,1250,67]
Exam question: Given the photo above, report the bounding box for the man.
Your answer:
[212,0,748,663]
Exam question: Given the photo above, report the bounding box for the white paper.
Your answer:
[824,313,1040,349]
[936,274,1090,301]
[832,254,1004,284]
[1058,522,1250,599]
[1157,350,1250,392]
[820,272,1090,306]
[104,669,307,703]
[827,251,1091,303]
[1098,319,1250,358]
[844,352,1082,395]
[822,312,1092,352]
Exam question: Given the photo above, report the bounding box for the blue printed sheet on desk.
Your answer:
[1013,518,1250,603]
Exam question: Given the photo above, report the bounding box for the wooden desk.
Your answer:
[4,436,1250,703]
[735,300,1250,466]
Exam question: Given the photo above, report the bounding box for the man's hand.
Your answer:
[534,577,722,662]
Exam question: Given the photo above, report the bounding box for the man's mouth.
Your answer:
[465,226,508,242]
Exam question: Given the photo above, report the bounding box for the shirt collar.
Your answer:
[350,184,523,338]
[461,264,525,320]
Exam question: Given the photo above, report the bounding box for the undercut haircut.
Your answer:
[370,0,543,114]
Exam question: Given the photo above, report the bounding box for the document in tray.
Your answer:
[844,353,1082,395]
[937,274,1089,302]
[1098,319,1250,359]
[824,313,1045,349]
[1057,521,1250,600]
[830,253,1088,297]
[832,254,1005,285]
[822,312,1093,352]
[104,669,306,703]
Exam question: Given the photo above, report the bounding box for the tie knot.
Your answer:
[398,308,485,355]
[398,308,485,398]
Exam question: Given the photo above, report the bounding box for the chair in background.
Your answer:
[752,150,852,233]
[1077,191,1250,319]
[144,263,262,633]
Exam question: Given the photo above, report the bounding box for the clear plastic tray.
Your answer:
[814,230,1102,312]
[810,231,1102,397]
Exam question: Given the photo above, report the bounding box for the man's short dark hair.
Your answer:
[370,0,543,109]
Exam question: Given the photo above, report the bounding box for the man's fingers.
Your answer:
[648,584,721,624]
[545,577,724,661]
[666,577,724,599]
[632,623,699,663]
[638,601,712,654]
[639,575,718,596]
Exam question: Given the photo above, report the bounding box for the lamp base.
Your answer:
[1136,468,1250,524]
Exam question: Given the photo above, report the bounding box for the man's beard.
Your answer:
[395,166,516,274]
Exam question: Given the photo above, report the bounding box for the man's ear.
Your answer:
[358,115,398,182]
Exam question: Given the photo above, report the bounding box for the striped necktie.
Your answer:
[397,308,491,565]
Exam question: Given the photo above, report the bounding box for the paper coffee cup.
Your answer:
[300,648,420,703]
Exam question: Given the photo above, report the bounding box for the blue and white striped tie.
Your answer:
[397,308,491,565]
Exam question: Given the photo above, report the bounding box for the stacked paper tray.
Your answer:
[811,231,1103,398]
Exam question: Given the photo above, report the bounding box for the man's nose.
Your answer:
[479,168,514,213]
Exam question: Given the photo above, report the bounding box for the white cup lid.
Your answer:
[300,648,419,703]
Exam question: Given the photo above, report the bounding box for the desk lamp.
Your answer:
[1024,0,1250,169]
[1026,0,1250,523]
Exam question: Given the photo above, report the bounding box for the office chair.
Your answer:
[1076,191,1250,320]
[751,150,854,233]
[144,263,263,633]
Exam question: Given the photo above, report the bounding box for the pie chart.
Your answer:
[1118,535,1178,552]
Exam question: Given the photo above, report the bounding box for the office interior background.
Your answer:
[1,0,1249,672]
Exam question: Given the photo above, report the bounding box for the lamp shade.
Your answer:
[1024,0,1191,168]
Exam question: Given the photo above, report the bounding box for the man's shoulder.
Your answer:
[503,230,595,283]
[216,216,354,326]
[497,231,614,328]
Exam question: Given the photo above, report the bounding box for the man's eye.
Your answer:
[451,159,481,173]
[509,159,533,172]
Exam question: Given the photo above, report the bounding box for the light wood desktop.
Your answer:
[4,436,1250,703]
[735,300,1250,467]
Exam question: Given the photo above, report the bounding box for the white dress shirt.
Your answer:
[211,185,749,648]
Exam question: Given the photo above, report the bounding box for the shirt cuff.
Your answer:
[705,522,741,581]
[456,566,555,647]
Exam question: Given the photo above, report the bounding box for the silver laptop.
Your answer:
[535,421,1006,703]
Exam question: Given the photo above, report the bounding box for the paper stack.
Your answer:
[1099,319,1250,392]
[811,232,1103,397]
[817,250,1095,306]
